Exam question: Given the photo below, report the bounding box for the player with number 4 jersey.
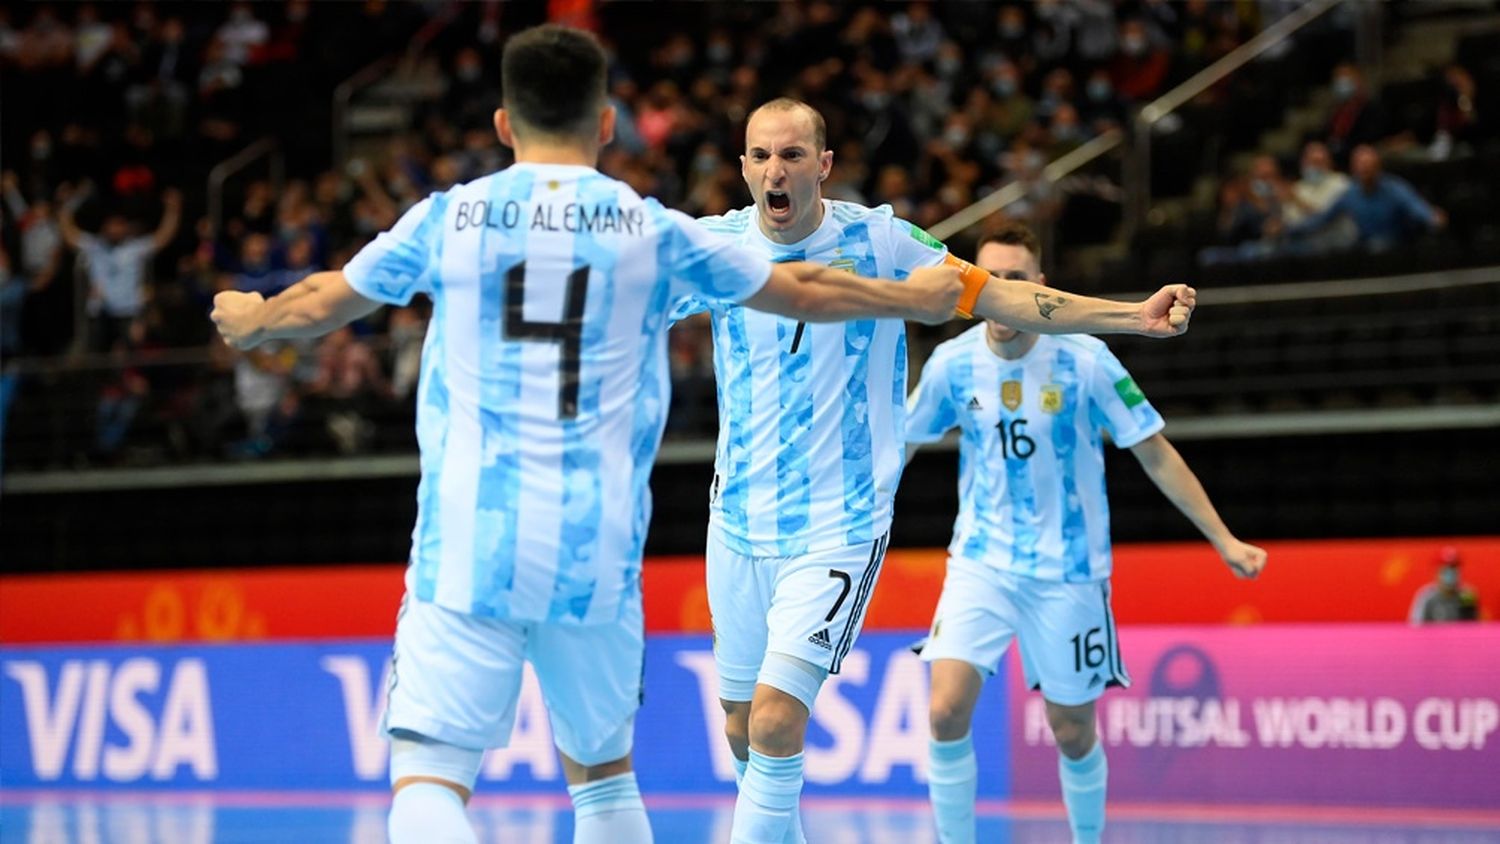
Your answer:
[906,223,1267,844]
[211,26,968,844]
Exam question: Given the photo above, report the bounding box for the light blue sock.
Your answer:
[733,755,804,844]
[388,782,476,844]
[928,733,977,844]
[1058,742,1107,844]
[568,772,652,844]
[734,754,748,785]
[730,750,804,844]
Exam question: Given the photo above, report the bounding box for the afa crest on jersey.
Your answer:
[1040,384,1064,414]
[1001,379,1023,411]
[828,258,856,273]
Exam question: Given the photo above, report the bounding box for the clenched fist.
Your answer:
[1139,284,1195,337]
[211,290,267,350]
[905,264,964,325]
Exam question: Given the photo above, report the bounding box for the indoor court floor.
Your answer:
[3,792,1498,844]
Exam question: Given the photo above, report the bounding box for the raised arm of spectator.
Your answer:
[55,183,92,250]
[211,271,382,349]
[1,172,27,218]
[150,189,184,252]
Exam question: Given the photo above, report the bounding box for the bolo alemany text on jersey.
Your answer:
[453,199,646,237]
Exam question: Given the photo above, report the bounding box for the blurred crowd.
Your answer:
[1199,61,1470,266]
[0,0,1473,466]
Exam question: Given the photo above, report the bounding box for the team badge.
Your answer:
[1040,384,1064,413]
[829,258,856,273]
[1001,380,1023,411]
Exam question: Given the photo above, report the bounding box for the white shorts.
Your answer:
[920,556,1130,707]
[382,587,644,765]
[707,526,890,702]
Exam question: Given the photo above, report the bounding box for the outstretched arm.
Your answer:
[211,270,382,349]
[742,262,961,325]
[970,276,1195,337]
[1130,433,1266,579]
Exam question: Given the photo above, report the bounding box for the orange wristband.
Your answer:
[945,254,990,319]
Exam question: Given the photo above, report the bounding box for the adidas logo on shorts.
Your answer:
[1088,673,1104,689]
[968,396,982,411]
[808,628,833,650]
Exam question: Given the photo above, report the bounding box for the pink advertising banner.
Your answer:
[1009,624,1500,809]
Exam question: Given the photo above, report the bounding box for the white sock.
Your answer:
[731,750,804,844]
[1058,742,1107,844]
[569,772,653,844]
[928,732,977,844]
[388,782,476,844]
[734,754,805,843]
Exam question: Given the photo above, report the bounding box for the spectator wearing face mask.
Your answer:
[1278,141,1357,254]
[1284,144,1446,253]
[1080,68,1127,133]
[1323,63,1388,166]
[1409,547,1481,624]
[987,62,1035,141]
[1109,19,1171,102]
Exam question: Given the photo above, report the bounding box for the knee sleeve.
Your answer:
[756,652,828,713]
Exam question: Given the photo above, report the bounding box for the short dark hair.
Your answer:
[978,222,1042,265]
[748,98,827,151]
[501,24,607,138]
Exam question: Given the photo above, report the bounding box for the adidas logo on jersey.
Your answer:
[808,628,833,650]
[967,396,983,411]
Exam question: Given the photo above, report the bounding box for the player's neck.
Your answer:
[758,197,825,245]
[512,141,599,168]
[986,331,1039,360]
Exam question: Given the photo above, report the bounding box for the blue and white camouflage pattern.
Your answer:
[905,328,1165,582]
[672,200,948,556]
[344,163,770,624]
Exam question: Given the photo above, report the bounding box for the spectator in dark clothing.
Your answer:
[1323,63,1389,166]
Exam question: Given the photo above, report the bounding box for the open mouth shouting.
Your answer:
[764,189,793,222]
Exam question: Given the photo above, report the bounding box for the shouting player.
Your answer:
[672,100,1199,844]
[907,223,1267,844]
[211,26,967,844]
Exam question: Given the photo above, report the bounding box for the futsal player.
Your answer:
[672,99,1199,844]
[906,223,1267,844]
[210,25,968,844]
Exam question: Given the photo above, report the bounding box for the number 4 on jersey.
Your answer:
[504,261,589,420]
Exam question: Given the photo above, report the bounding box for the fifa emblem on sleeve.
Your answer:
[1040,384,1064,414]
[1001,380,1023,411]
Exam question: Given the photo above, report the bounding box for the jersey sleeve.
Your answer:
[1087,347,1165,449]
[661,206,771,305]
[887,216,950,274]
[342,194,446,305]
[905,353,959,444]
[667,294,710,323]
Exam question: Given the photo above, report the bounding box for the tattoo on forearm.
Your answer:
[1035,293,1069,320]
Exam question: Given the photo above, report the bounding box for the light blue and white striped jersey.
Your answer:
[673,200,948,556]
[906,327,1165,582]
[344,163,771,624]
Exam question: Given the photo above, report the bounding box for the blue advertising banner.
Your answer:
[0,634,1012,796]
